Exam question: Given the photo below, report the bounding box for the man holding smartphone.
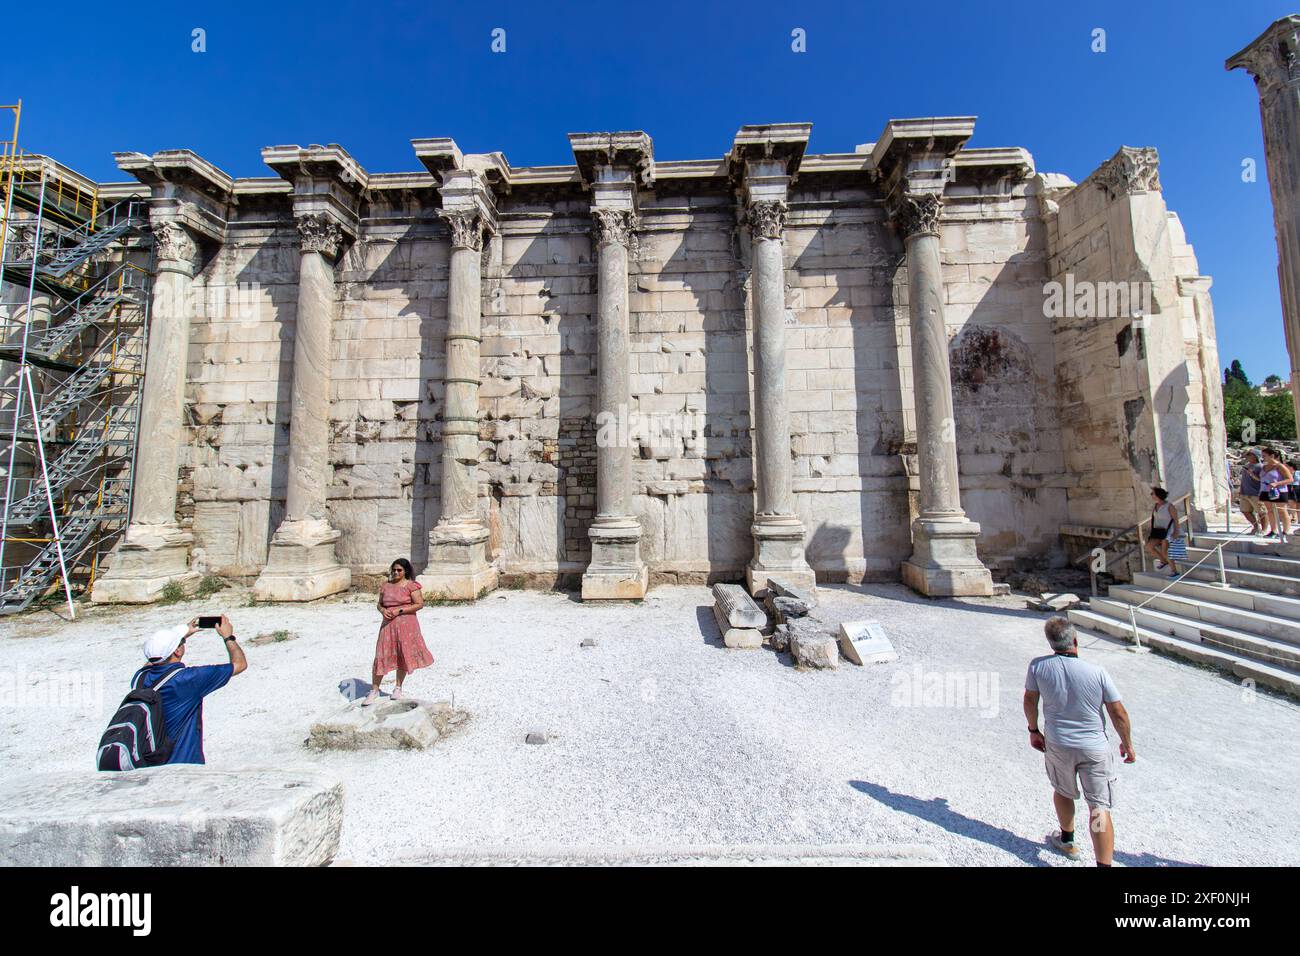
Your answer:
[134,614,247,765]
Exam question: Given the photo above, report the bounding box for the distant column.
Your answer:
[92,217,202,603]
[1229,15,1300,434]
[252,213,351,601]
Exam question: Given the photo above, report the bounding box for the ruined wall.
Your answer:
[1045,148,1228,533]
[172,168,1077,584]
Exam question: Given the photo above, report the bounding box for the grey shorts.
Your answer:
[1044,741,1117,809]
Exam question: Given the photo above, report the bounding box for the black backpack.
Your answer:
[96,665,182,771]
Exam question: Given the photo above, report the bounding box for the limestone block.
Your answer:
[837,620,899,666]
[767,576,818,609]
[0,767,343,867]
[788,619,839,669]
[308,698,465,751]
[712,602,764,649]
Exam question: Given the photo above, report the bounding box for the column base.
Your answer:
[581,518,649,601]
[252,519,351,602]
[91,523,200,604]
[747,515,816,597]
[417,522,498,601]
[902,516,993,597]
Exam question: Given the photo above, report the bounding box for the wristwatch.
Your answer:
[1028,727,1041,733]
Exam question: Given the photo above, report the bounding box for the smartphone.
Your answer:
[197,616,222,629]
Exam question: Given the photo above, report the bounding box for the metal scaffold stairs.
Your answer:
[0,101,152,616]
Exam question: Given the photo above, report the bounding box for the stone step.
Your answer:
[1067,608,1300,699]
[1086,598,1300,670]
[1130,571,1300,623]
[1185,547,1300,584]
[1104,584,1300,647]
[1196,532,1300,559]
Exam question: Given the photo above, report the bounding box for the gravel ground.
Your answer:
[3,582,1298,866]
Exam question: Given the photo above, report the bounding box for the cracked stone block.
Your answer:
[0,767,343,866]
[789,619,839,669]
[767,576,817,608]
[307,698,466,751]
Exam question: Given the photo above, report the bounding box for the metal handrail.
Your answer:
[1122,523,1257,652]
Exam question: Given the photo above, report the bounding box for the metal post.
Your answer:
[1216,543,1228,588]
[23,366,74,618]
[1125,602,1150,654]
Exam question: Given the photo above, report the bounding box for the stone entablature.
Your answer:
[86,117,1226,601]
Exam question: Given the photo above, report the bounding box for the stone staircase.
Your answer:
[1068,531,1300,698]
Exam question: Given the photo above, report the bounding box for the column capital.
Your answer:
[568,131,655,189]
[1227,15,1300,97]
[1091,146,1161,200]
[149,215,201,267]
[295,213,344,259]
[590,207,637,247]
[262,144,367,243]
[745,199,787,240]
[440,209,487,251]
[889,192,944,239]
[115,149,233,245]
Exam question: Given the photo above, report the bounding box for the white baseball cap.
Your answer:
[142,624,189,662]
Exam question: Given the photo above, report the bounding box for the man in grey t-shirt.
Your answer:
[1023,617,1135,866]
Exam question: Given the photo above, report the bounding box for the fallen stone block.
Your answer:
[770,623,792,653]
[837,620,900,666]
[788,619,839,669]
[767,576,817,608]
[307,698,466,751]
[1028,592,1082,613]
[0,766,343,867]
[765,592,811,623]
[713,602,764,648]
[711,582,767,629]
[525,730,547,745]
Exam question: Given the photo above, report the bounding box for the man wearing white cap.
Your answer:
[133,615,246,765]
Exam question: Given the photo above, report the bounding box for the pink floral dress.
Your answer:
[373,580,433,676]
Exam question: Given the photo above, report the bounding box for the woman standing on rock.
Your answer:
[363,558,433,705]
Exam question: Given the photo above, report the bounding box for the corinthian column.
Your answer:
[744,195,815,595]
[92,217,203,602]
[252,213,351,601]
[895,191,993,596]
[417,197,498,600]
[1229,16,1300,433]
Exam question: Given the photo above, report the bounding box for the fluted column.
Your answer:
[252,213,351,601]
[1229,16,1300,434]
[581,205,648,600]
[744,198,814,595]
[417,208,498,600]
[92,218,203,603]
[896,192,992,596]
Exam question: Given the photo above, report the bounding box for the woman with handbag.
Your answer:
[1145,487,1180,577]
[1259,448,1293,544]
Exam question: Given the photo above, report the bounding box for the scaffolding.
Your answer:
[0,101,152,615]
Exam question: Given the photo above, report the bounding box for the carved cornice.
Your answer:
[590,207,637,247]
[296,214,344,258]
[1227,17,1300,98]
[892,193,944,239]
[150,217,199,264]
[1094,147,1161,200]
[746,200,787,240]
[441,210,486,252]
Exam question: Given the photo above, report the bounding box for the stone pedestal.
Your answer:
[254,518,352,602]
[93,220,201,604]
[253,215,350,602]
[419,195,497,601]
[896,194,992,598]
[581,518,649,601]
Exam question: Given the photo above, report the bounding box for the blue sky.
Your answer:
[4,0,1292,381]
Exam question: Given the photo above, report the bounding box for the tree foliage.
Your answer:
[1223,360,1295,442]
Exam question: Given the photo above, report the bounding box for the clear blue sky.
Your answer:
[4,0,1293,381]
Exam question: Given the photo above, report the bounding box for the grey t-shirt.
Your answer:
[1025,654,1121,751]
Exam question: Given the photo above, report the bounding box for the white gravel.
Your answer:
[3,582,1298,866]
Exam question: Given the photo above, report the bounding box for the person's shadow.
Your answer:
[338,678,378,702]
[850,780,1196,867]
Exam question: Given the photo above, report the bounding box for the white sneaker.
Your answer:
[1047,831,1080,859]
[1154,561,1166,570]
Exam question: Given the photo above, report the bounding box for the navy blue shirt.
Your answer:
[132,662,233,765]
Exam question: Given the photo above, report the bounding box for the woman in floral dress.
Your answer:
[363,558,434,705]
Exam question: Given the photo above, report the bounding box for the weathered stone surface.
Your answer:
[525,730,547,745]
[837,620,900,666]
[1029,592,1082,612]
[712,601,764,649]
[765,592,811,624]
[0,767,343,866]
[788,619,839,669]
[712,582,767,629]
[770,622,792,653]
[767,577,818,609]
[307,698,465,750]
